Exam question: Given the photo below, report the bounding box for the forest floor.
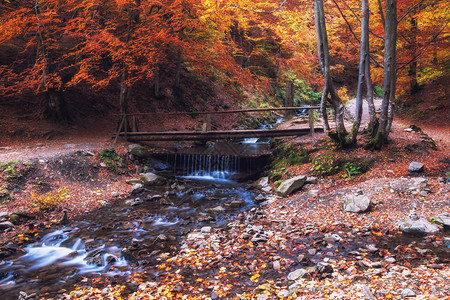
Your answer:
[0,96,449,299]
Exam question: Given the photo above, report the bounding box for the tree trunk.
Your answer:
[154,64,161,98]
[350,0,369,144]
[365,56,377,134]
[118,70,130,132]
[314,0,347,144]
[285,81,294,118]
[373,0,397,149]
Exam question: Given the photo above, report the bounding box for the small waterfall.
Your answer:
[168,154,240,179]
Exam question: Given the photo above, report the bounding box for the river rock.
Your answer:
[306,176,318,184]
[229,200,244,208]
[398,216,439,235]
[316,261,333,274]
[128,144,150,159]
[432,212,450,230]
[401,288,416,298]
[408,162,424,172]
[125,197,144,206]
[253,177,269,189]
[343,194,372,213]
[0,221,14,231]
[140,172,166,186]
[276,175,307,196]
[126,179,142,185]
[208,206,225,214]
[287,268,308,280]
[131,183,144,194]
[0,212,10,222]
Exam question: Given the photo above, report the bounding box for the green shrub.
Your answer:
[99,148,123,174]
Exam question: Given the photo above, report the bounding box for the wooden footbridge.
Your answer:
[114,106,322,142]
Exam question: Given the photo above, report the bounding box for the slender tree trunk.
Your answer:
[285,81,294,118]
[154,64,161,98]
[118,70,130,132]
[365,58,377,133]
[314,0,347,143]
[374,0,397,149]
[350,0,370,144]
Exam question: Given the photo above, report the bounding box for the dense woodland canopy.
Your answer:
[0,0,448,140]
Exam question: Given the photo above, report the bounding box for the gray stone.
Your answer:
[343,195,372,213]
[287,268,308,281]
[131,183,144,194]
[140,173,166,186]
[306,176,318,184]
[128,144,150,159]
[401,288,416,298]
[229,200,245,208]
[253,177,269,189]
[408,162,424,172]
[399,216,439,235]
[432,212,450,230]
[316,262,333,274]
[362,285,375,300]
[126,179,142,185]
[273,260,281,271]
[201,226,212,233]
[0,212,10,222]
[208,206,225,214]
[0,221,14,231]
[276,175,307,196]
[385,257,396,263]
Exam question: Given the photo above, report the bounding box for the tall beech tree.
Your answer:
[314,0,348,145]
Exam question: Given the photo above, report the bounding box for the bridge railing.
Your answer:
[114,106,321,142]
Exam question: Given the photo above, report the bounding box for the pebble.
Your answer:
[273,260,281,271]
[287,268,308,281]
[201,226,212,233]
[401,269,411,277]
[308,248,317,255]
[385,257,396,263]
[401,288,416,298]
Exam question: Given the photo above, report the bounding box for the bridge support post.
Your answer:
[202,114,211,132]
[309,110,315,137]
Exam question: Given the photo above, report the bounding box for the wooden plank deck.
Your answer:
[115,127,324,141]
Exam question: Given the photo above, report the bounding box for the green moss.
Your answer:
[269,142,309,181]
[99,148,124,174]
[311,151,372,177]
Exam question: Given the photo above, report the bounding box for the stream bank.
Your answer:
[0,115,449,299]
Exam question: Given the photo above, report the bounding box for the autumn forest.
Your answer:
[0,0,449,299]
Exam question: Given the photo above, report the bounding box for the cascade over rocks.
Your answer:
[276,175,307,196]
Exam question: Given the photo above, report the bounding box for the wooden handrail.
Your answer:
[113,106,320,116]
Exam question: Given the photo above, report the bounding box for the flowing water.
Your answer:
[0,167,261,298]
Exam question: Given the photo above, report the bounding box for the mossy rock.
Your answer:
[312,152,372,177]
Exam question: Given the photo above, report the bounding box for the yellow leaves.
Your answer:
[250,273,260,282]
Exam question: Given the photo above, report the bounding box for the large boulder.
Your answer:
[128,144,150,159]
[343,195,372,213]
[140,172,166,186]
[398,216,439,235]
[276,175,307,196]
[408,162,424,173]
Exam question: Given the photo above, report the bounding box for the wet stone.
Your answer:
[401,288,416,298]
